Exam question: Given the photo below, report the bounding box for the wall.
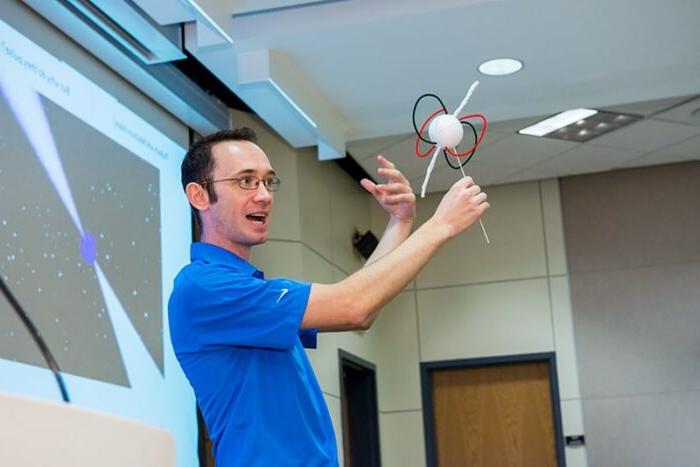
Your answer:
[372,180,588,467]
[233,109,587,466]
[560,161,700,467]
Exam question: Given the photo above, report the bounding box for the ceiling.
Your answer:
[132,0,700,192]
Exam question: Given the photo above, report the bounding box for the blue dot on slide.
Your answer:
[80,231,97,264]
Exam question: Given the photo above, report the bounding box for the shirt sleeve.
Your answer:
[298,328,318,349]
[174,266,311,351]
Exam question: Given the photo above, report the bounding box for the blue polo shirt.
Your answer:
[168,242,338,467]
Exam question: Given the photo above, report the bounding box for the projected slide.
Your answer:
[0,92,163,385]
[0,16,196,467]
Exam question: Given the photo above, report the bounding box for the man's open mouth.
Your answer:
[246,213,267,224]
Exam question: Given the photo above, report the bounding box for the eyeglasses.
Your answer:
[200,175,281,192]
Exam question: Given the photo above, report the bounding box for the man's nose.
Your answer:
[253,181,273,201]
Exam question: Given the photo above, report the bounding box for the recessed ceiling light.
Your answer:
[478,58,523,76]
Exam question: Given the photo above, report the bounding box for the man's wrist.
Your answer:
[388,214,414,231]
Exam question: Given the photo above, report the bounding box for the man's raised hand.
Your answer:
[430,176,489,240]
[360,155,416,225]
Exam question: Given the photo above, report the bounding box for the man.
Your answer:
[168,127,488,466]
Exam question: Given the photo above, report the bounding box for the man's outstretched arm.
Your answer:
[360,155,416,267]
[303,176,489,332]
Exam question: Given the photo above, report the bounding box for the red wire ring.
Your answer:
[415,109,446,158]
[445,113,488,158]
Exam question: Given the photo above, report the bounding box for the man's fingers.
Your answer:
[376,155,396,170]
[374,182,412,195]
[360,178,377,194]
[464,184,482,197]
[474,192,488,204]
[377,167,408,184]
[382,193,416,205]
[452,176,475,190]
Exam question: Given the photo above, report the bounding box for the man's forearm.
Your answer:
[364,216,413,267]
[305,219,447,331]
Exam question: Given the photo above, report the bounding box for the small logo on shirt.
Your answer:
[276,288,289,303]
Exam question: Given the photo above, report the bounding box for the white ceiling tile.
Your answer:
[537,143,644,174]
[410,160,522,194]
[616,135,700,169]
[488,115,548,134]
[660,134,700,159]
[473,134,578,167]
[591,119,700,152]
[653,96,700,126]
[347,133,412,160]
[601,95,697,117]
[618,152,693,169]
[498,166,561,185]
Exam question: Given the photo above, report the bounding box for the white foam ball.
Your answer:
[428,114,463,149]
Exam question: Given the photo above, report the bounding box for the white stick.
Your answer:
[459,163,490,244]
[420,145,442,198]
[453,80,480,117]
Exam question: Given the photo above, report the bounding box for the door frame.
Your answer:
[338,349,382,467]
[420,352,566,467]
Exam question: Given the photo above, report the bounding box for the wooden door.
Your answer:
[431,361,557,467]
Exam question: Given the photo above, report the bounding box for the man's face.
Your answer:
[203,140,274,256]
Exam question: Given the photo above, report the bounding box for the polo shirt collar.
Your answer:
[190,242,261,276]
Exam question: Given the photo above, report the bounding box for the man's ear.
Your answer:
[185,182,210,213]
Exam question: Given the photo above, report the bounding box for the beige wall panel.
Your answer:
[540,179,568,275]
[373,291,422,412]
[249,240,303,278]
[416,181,548,288]
[379,410,427,467]
[302,244,336,284]
[561,399,589,467]
[417,279,554,362]
[369,192,389,236]
[298,153,335,262]
[584,391,700,467]
[329,166,371,274]
[231,110,302,241]
[306,331,340,397]
[560,161,700,273]
[336,328,378,365]
[324,393,345,467]
[570,263,700,397]
[550,276,582,400]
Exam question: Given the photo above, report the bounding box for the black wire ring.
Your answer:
[444,120,478,169]
[412,93,448,145]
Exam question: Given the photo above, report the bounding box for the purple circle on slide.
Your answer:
[80,231,97,264]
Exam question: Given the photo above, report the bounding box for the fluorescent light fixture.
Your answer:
[181,0,234,44]
[519,109,598,136]
[267,79,318,129]
[519,109,641,142]
[478,58,523,76]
